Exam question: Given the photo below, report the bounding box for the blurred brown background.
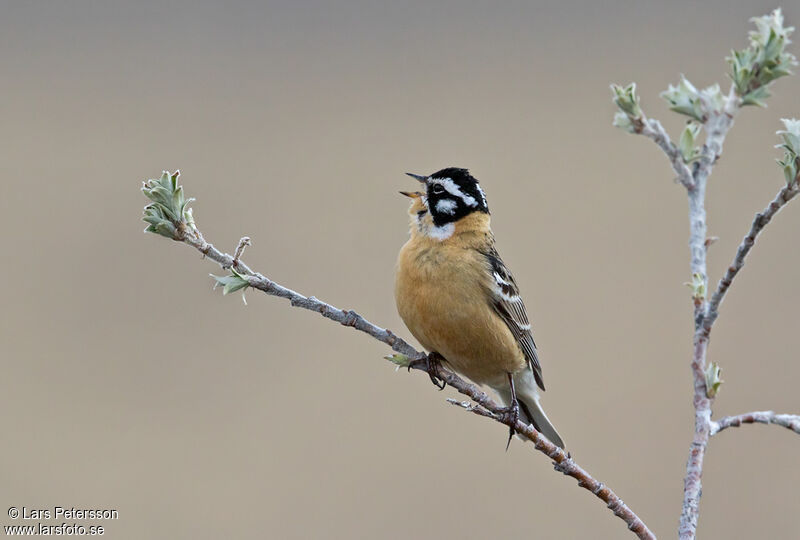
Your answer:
[2,1,799,538]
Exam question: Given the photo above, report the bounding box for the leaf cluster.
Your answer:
[610,83,642,133]
[660,77,724,122]
[728,8,797,107]
[142,170,195,239]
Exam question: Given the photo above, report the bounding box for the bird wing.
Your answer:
[483,246,545,391]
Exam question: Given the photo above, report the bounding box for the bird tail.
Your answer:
[494,369,565,449]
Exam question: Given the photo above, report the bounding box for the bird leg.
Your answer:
[408,352,446,390]
[497,372,520,450]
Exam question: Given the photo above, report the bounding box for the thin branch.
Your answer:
[183,227,419,359]
[704,183,800,330]
[159,220,656,540]
[691,85,739,196]
[677,85,744,540]
[679,334,711,540]
[446,388,654,538]
[232,236,251,267]
[635,115,695,189]
[711,411,800,436]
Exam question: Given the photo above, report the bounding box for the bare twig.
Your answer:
[711,411,800,436]
[156,219,656,539]
[232,236,251,267]
[680,333,712,540]
[704,183,800,330]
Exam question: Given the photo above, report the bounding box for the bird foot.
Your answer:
[408,352,446,390]
[497,399,520,450]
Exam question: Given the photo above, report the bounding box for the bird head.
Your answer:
[401,168,489,227]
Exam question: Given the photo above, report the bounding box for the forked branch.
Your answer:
[611,9,800,540]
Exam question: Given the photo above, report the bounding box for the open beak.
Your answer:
[400,172,427,198]
[405,172,428,183]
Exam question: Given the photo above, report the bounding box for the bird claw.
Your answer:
[408,353,446,390]
[498,400,520,450]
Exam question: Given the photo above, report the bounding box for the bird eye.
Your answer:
[432,184,444,194]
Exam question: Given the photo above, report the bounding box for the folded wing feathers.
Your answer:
[484,247,545,391]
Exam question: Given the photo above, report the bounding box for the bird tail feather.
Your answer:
[494,370,564,449]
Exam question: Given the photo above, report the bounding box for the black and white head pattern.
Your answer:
[424,168,489,227]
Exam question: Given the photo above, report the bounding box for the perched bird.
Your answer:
[394,167,564,449]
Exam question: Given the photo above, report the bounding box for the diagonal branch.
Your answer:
[186,232,656,538]
[610,84,693,189]
[627,112,694,190]
[142,179,655,538]
[711,411,800,436]
[635,115,695,189]
[704,183,800,330]
[183,228,420,358]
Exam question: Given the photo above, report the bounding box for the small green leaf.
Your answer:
[660,76,704,122]
[776,118,800,186]
[612,111,636,133]
[780,162,796,185]
[385,353,412,369]
[704,362,724,398]
[679,122,703,162]
[211,271,250,295]
[741,86,771,107]
[777,118,800,152]
[152,221,177,238]
[610,83,642,118]
[184,206,196,227]
[700,83,725,115]
[685,272,706,302]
